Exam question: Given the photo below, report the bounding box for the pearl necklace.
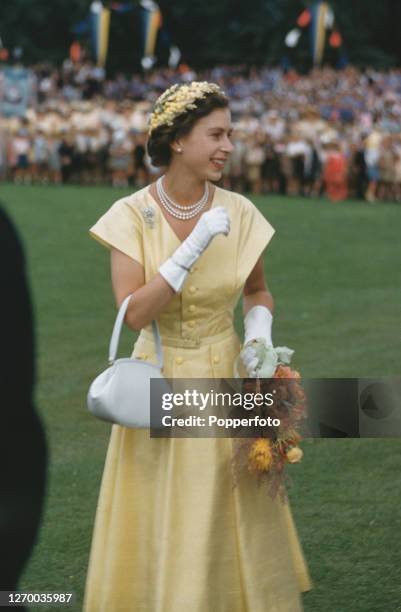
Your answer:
[156,175,209,220]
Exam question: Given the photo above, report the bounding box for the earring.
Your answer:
[176,148,182,153]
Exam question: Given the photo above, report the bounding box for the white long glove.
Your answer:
[240,306,273,376]
[158,207,230,292]
[240,306,294,378]
[244,305,273,346]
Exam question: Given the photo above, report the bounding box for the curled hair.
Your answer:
[147,90,229,167]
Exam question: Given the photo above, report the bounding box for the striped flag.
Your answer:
[140,0,162,69]
[90,1,111,68]
[310,2,329,65]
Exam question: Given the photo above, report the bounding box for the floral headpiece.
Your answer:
[148,81,227,135]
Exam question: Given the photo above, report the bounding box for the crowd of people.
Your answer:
[1,60,401,202]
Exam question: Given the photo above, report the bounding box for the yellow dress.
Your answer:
[84,185,313,612]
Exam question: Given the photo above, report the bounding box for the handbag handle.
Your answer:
[108,293,163,369]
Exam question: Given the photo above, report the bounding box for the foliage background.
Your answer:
[1,1,401,73]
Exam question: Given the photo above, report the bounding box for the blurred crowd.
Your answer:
[1,60,401,202]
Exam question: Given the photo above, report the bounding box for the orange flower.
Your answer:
[275,365,290,378]
[286,446,304,464]
[275,365,300,379]
[248,438,273,473]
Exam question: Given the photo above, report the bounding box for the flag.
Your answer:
[90,1,111,68]
[329,31,342,48]
[285,29,302,48]
[70,41,82,63]
[310,2,329,65]
[168,45,181,69]
[297,9,311,28]
[140,0,162,69]
[337,52,348,69]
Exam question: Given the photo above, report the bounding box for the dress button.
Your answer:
[188,320,196,328]
[189,304,196,313]
[213,355,220,364]
[175,356,184,365]
[189,285,197,294]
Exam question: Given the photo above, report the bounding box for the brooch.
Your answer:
[141,205,155,228]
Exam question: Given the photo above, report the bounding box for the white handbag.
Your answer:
[87,293,171,428]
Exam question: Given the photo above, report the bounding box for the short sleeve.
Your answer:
[237,196,275,287]
[89,198,144,266]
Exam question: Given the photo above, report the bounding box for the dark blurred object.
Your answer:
[0,205,47,608]
[303,379,361,437]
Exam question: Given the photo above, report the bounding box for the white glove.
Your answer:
[240,344,261,377]
[234,343,294,378]
[244,305,273,347]
[158,206,230,292]
[240,306,273,377]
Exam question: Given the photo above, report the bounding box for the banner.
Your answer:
[140,0,162,69]
[310,1,329,65]
[297,9,311,28]
[90,1,111,68]
[168,45,181,69]
[0,66,34,117]
[70,41,82,63]
[285,28,302,48]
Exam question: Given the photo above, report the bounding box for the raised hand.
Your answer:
[158,207,230,292]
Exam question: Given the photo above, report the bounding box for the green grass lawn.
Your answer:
[2,185,400,611]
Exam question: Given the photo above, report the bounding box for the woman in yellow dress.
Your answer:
[84,82,312,611]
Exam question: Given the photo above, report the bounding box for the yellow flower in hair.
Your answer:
[148,81,227,134]
[248,438,273,473]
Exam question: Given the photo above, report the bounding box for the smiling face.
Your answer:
[171,107,234,181]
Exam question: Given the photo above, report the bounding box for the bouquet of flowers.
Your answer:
[232,346,308,503]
